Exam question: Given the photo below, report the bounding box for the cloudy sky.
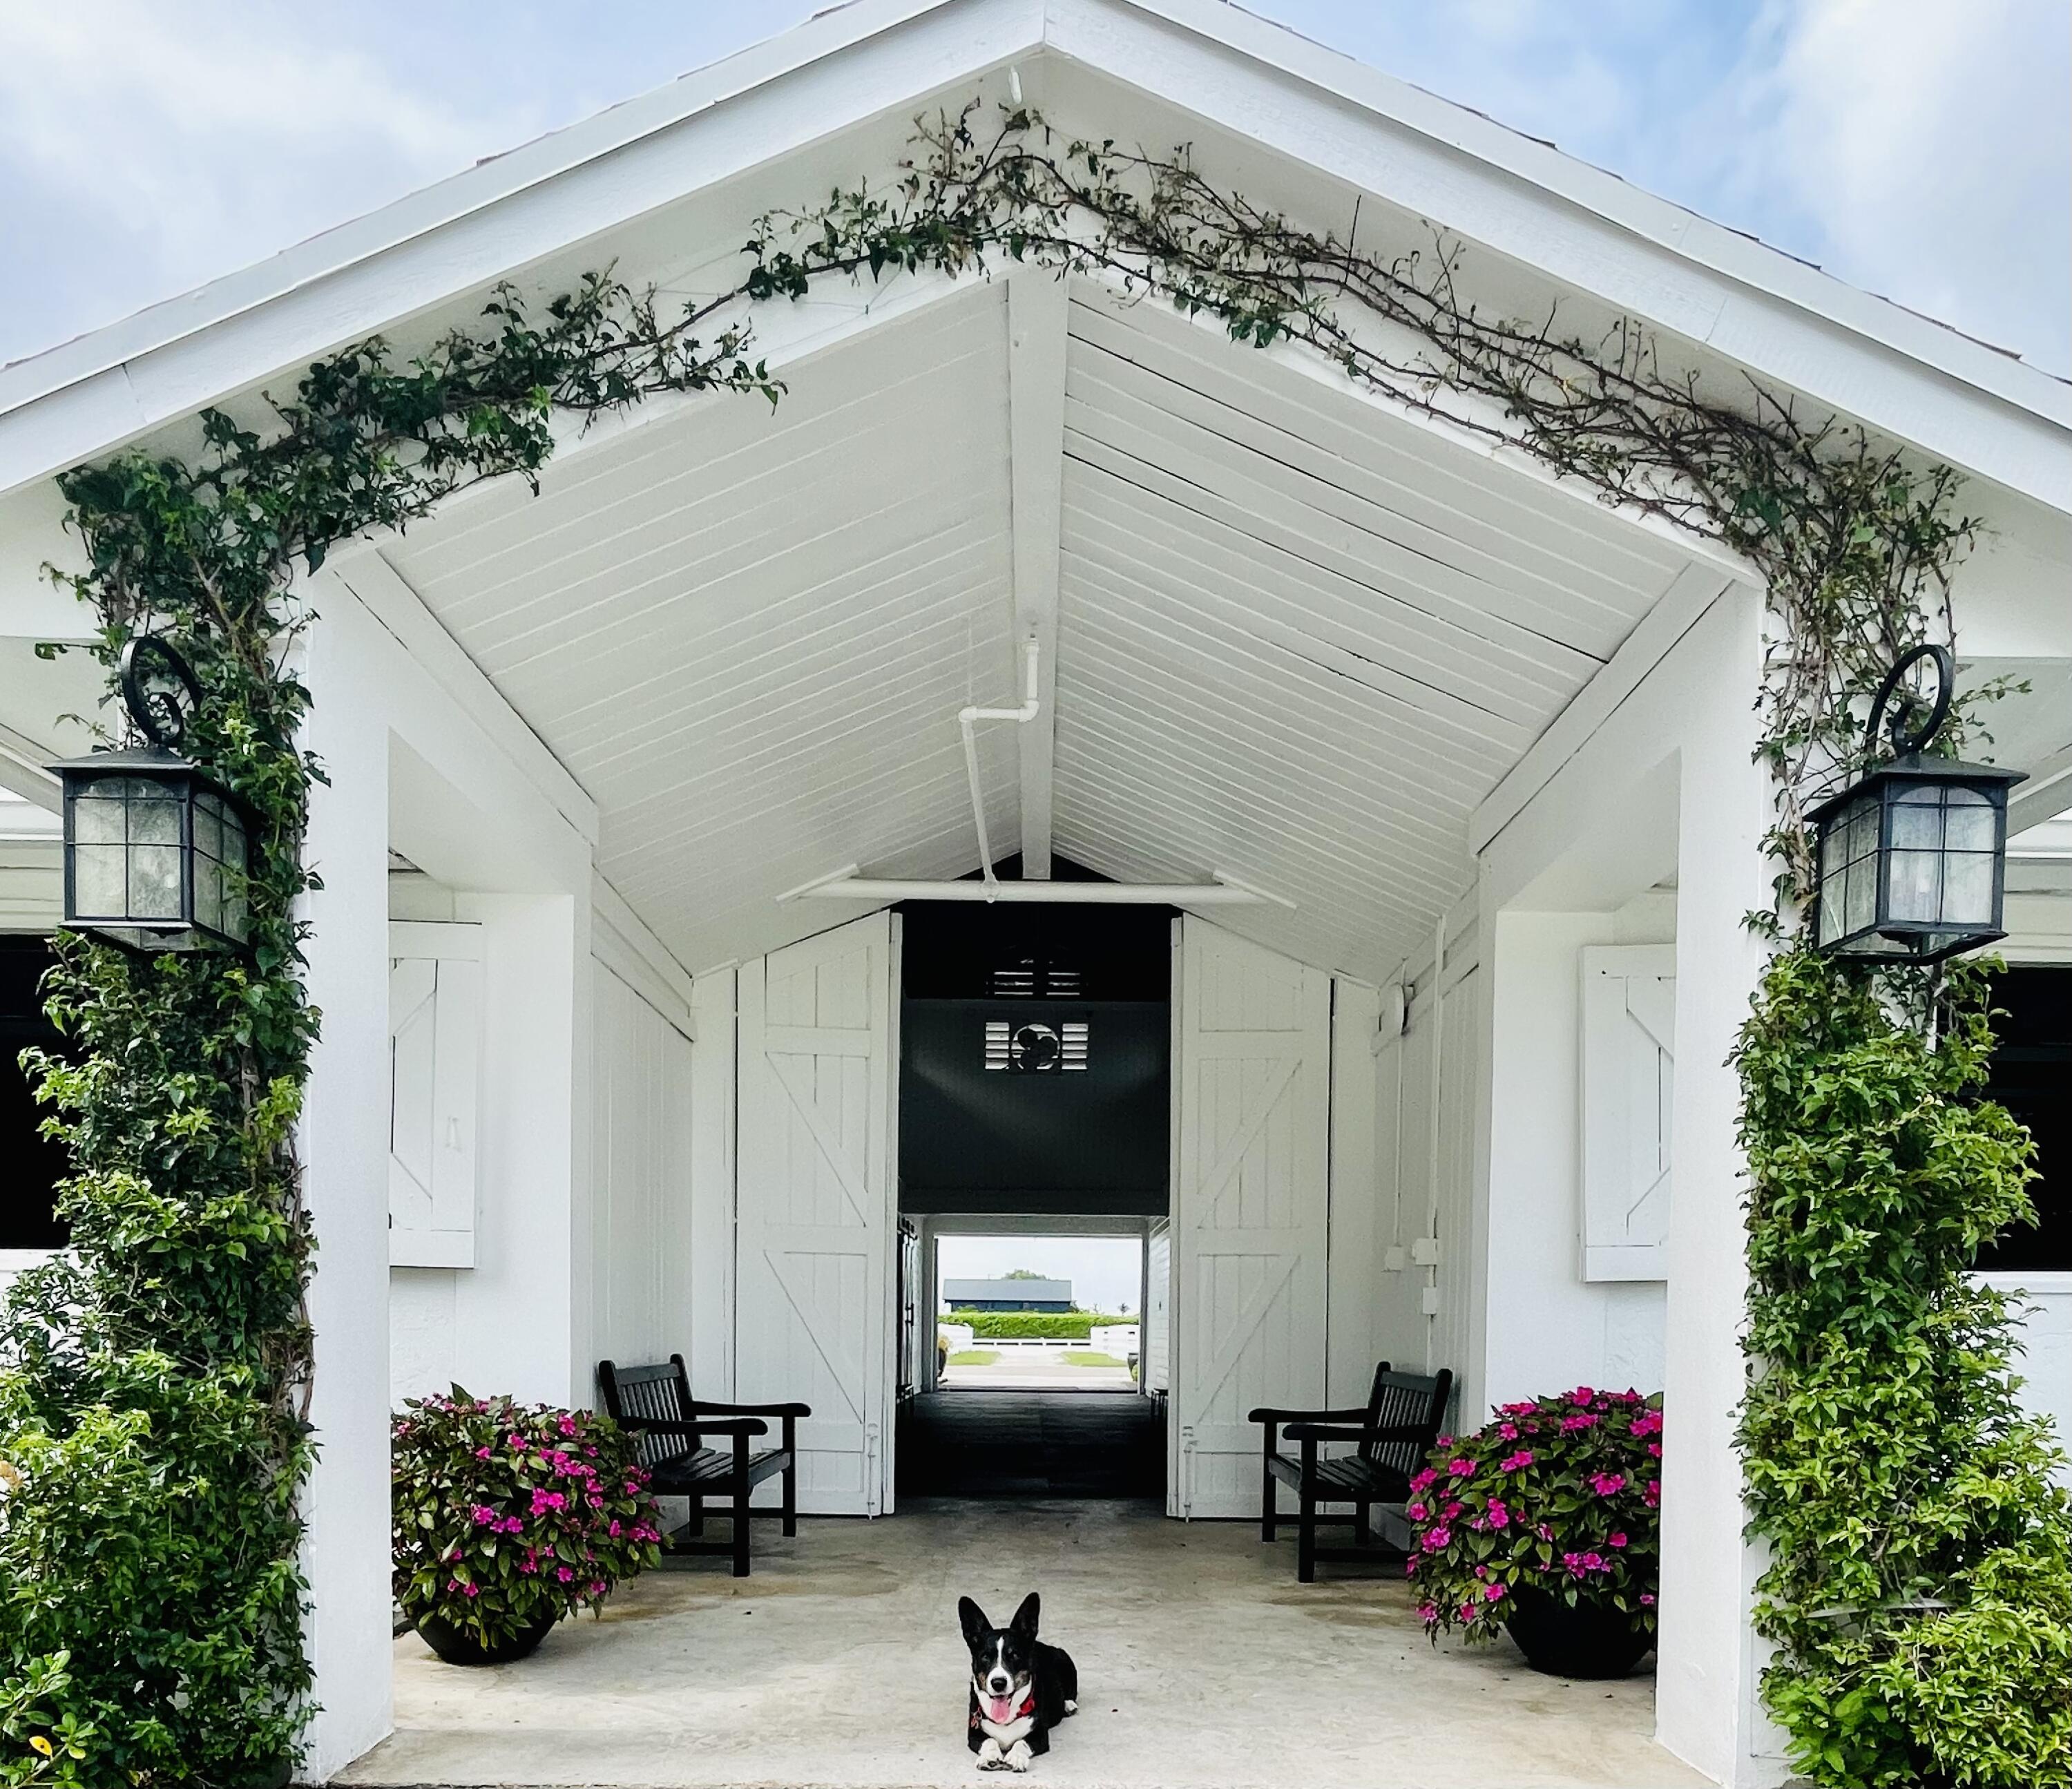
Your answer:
[1,0,2066,378]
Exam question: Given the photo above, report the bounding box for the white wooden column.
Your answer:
[1653,590,1785,1788]
[297,609,396,1775]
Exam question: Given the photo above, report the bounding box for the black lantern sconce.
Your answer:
[1807,643,2026,965]
[50,636,254,955]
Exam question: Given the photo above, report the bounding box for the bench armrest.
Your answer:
[1247,1406,1372,1427]
[1281,1423,1374,1446]
[622,1414,769,1440]
[696,1399,812,1420]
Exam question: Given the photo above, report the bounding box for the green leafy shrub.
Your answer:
[1738,953,2072,1787]
[1410,1388,1662,1645]
[946,1310,1127,1340]
[391,1390,662,1649]
[0,276,780,1777]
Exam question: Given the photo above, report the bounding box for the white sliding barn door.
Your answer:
[736,913,896,1515]
[1171,919,1332,1518]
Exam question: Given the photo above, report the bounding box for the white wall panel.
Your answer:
[689,967,738,1399]
[591,957,696,1377]
[1484,910,1676,1410]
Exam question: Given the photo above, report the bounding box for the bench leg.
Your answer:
[689,1496,705,1538]
[782,1462,797,1540]
[732,1480,752,1578]
[1261,1451,1277,1542]
[1355,1501,1371,1546]
[1297,1493,1317,1584]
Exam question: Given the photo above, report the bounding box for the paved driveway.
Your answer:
[943,1343,1137,1391]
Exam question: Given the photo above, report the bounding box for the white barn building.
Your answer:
[0,3,2066,1784]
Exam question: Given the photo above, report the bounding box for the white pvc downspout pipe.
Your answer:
[959,638,1041,889]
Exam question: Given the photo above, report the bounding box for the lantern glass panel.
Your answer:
[128,843,184,921]
[1890,787,1942,848]
[73,843,126,917]
[1944,848,1995,926]
[128,791,180,845]
[189,787,249,944]
[73,790,126,844]
[1818,790,1883,948]
[1944,787,1997,852]
[1887,848,1941,923]
[193,854,222,934]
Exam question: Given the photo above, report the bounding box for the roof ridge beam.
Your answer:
[1007,268,1070,877]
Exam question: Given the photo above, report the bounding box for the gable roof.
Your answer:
[1,0,2066,510]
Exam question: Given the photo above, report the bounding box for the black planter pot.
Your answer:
[415,1607,559,1666]
[1502,1582,1653,1679]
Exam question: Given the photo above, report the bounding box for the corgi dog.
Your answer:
[957,1592,1078,1772]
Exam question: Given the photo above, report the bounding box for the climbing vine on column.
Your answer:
[1,98,2063,1786]
[0,280,777,1784]
[737,103,2071,1784]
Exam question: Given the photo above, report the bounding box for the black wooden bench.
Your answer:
[1249,1362,1454,1582]
[596,1353,809,1578]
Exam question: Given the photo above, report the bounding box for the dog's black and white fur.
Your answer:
[958,1593,1077,1773]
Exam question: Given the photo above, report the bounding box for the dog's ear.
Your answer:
[958,1596,990,1646]
[1010,1591,1040,1640]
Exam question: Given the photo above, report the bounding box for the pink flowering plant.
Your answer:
[391,1388,662,1648]
[1408,1386,1663,1645]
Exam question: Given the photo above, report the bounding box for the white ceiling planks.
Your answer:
[383,269,1717,980]
[1048,285,1695,980]
[388,281,1021,970]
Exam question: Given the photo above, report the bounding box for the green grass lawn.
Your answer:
[947,1350,1000,1366]
[1059,1350,1124,1368]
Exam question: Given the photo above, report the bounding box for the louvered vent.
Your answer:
[992,959,1037,997]
[990,957,1082,999]
[984,1020,1090,1071]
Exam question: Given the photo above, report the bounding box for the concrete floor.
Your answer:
[344,1500,1707,1789]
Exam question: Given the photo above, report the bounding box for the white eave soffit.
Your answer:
[1,0,2066,510]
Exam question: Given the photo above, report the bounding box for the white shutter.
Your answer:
[1170,918,1331,1518]
[389,921,483,1268]
[1580,945,1675,1281]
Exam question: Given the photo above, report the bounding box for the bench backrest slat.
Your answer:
[597,1355,697,1471]
[1360,1363,1455,1477]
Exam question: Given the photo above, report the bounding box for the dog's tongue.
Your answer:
[984,1692,1019,1725]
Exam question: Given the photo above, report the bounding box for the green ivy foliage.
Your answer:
[1737,953,2072,1786]
[0,276,778,1783]
[742,101,2022,907]
[0,99,2057,1786]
